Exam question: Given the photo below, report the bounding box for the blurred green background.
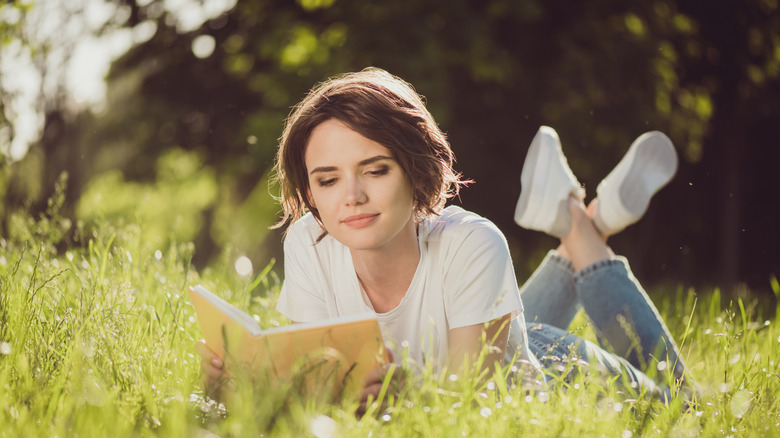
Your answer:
[1,0,779,295]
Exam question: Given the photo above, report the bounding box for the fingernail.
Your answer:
[212,357,222,368]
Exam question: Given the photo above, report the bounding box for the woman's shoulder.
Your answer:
[285,213,326,246]
[424,206,507,248]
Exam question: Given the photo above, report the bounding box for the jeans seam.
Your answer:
[573,258,625,283]
[547,251,575,274]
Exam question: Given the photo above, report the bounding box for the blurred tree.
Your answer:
[1,0,33,220]
[670,0,780,289]
[3,0,779,294]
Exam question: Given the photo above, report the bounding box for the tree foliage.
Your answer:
[2,0,779,292]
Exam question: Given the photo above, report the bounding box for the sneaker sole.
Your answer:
[514,127,576,238]
[514,127,549,227]
[618,132,678,217]
[595,131,677,234]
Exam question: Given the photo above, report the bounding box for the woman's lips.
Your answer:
[342,213,379,228]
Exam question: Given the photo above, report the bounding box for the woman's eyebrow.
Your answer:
[309,165,337,175]
[358,155,393,166]
[309,155,393,175]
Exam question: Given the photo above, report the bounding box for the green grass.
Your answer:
[1,208,779,437]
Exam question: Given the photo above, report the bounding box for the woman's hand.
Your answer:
[195,339,225,400]
[358,349,402,413]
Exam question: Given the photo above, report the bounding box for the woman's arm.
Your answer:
[447,313,511,378]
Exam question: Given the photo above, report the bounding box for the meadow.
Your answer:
[1,200,779,437]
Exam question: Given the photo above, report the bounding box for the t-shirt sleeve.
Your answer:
[276,219,331,322]
[442,221,524,329]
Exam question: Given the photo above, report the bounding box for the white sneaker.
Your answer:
[594,131,678,235]
[514,126,585,238]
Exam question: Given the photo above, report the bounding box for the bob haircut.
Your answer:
[273,67,469,235]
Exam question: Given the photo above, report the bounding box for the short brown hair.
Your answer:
[273,67,469,233]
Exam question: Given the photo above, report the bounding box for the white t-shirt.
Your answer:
[277,205,535,372]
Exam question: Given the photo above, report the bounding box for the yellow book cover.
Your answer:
[189,284,387,398]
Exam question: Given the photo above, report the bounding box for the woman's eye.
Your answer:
[318,178,337,187]
[367,166,389,176]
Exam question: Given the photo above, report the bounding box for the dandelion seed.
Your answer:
[656,360,667,371]
[719,383,730,393]
[126,251,133,263]
[381,414,391,422]
[621,430,633,438]
[530,418,539,425]
[729,354,740,364]
[234,256,253,277]
[525,395,533,403]
[536,391,549,403]
[0,255,6,266]
[52,259,59,268]
[310,414,337,438]
[613,402,623,412]
[67,252,74,261]
[401,340,410,349]
[81,339,95,358]
[729,390,751,418]
[573,383,581,390]
[704,329,711,335]
[154,250,162,261]
[504,395,513,404]
[486,381,496,391]
[81,260,89,269]
[448,374,458,382]
[480,407,492,418]
[80,375,106,406]
[9,406,18,419]
[695,410,703,417]
[0,342,11,355]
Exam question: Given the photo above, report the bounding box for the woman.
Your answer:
[197,68,694,404]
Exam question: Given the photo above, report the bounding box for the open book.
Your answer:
[188,284,387,398]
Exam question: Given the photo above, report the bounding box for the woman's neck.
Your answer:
[350,219,421,313]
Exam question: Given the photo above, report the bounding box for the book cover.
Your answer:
[188,284,387,397]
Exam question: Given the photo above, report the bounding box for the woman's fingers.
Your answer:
[195,339,220,363]
[195,339,225,399]
[359,353,405,404]
[360,382,384,403]
[195,340,223,367]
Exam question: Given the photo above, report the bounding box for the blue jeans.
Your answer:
[520,251,690,399]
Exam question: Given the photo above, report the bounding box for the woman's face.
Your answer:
[305,119,416,252]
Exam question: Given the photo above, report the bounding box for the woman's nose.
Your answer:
[345,178,367,206]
